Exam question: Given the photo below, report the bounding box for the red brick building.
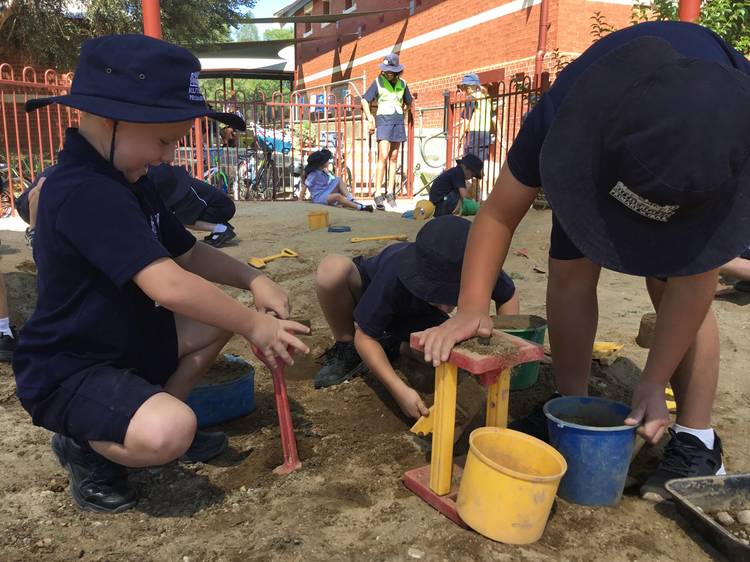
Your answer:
[278,0,635,110]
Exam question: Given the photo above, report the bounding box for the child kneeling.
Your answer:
[299,149,373,212]
[313,215,518,418]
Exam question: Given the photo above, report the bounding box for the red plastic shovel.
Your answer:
[251,346,302,475]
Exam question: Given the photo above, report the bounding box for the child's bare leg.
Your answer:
[375,140,390,197]
[645,277,719,428]
[335,180,352,199]
[189,220,218,233]
[546,257,601,395]
[315,255,362,342]
[719,257,750,281]
[165,315,232,400]
[496,292,520,315]
[387,143,400,195]
[90,393,197,467]
[327,193,360,210]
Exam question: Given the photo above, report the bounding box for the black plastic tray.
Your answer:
[666,474,750,562]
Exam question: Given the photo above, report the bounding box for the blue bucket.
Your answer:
[544,396,636,506]
[186,354,255,429]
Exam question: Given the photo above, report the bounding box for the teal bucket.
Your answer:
[493,315,547,390]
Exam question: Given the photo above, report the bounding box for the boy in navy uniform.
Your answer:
[13,35,309,513]
[361,53,413,210]
[314,216,518,418]
[429,154,484,217]
[419,22,750,501]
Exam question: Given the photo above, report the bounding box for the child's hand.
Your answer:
[416,310,493,367]
[249,275,291,319]
[393,384,430,419]
[247,313,310,369]
[368,116,376,133]
[625,380,670,444]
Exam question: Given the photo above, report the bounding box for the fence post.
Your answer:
[407,106,415,197]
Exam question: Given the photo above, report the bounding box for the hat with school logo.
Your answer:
[379,53,404,73]
[540,36,750,277]
[26,34,246,131]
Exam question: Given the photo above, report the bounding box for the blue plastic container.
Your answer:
[544,396,636,506]
[186,354,255,429]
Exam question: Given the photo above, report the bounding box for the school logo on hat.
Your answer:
[188,71,203,102]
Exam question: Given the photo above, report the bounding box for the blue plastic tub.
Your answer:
[544,396,636,506]
[186,354,255,429]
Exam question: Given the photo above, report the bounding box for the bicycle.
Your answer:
[237,138,280,201]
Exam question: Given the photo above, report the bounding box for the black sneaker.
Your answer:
[508,392,562,443]
[181,431,228,463]
[0,331,16,363]
[734,280,750,293]
[359,204,374,213]
[373,194,386,211]
[314,341,366,389]
[51,434,137,513]
[385,192,397,208]
[640,429,725,502]
[203,227,237,248]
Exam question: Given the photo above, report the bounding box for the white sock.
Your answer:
[674,423,715,449]
[212,223,227,233]
[0,317,12,338]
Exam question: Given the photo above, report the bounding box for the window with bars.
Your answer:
[303,2,313,35]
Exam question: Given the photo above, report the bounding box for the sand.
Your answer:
[0,201,749,561]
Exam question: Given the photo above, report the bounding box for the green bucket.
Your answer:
[460,197,480,216]
[493,315,547,390]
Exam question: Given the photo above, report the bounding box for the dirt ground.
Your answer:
[1,202,749,561]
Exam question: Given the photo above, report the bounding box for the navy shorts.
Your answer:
[173,182,236,226]
[376,122,406,143]
[549,212,585,261]
[434,191,460,217]
[20,314,179,444]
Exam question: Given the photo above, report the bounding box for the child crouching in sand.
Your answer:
[299,149,373,212]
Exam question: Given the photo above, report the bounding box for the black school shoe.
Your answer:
[314,341,367,389]
[51,434,137,513]
[640,429,725,502]
[0,331,16,363]
[507,392,562,443]
[203,225,237,248]
[181,431,228,463]
[358,204,375,212]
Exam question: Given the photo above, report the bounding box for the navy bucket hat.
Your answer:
[457,153,483,179]
[304,149,332,175]
[398,215,492,305]
[379,53,404,73]
[541,37,750,277]
[25,34,246,131]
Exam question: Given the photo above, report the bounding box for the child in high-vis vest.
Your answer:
[361,53,413,211]
[456,73,494,198]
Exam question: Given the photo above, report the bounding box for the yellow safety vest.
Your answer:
[468,92,492,133]
[376,75,406,116]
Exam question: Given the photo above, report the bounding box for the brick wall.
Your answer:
[290,0,633,119]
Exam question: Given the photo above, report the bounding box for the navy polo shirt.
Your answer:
[508,21,750,188]
[353,243,514,341]
[429,165,466,204]
[363,77,414,126]
[13,128,196,400]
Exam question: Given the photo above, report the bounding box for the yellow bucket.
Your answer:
[457,427,567,544]
[307,210,329,230]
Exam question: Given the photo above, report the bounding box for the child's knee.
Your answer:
[126,400,197,464]
[316,255,353,289]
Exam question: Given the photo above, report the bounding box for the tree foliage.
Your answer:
[632,0,750,54]
[0,0,257,69]
[263,27,293,41]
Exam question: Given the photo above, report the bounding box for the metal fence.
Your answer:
[1,60,541,215]
[0,65,76,216]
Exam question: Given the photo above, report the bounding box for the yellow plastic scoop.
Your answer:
[592,341,624,366]
[351,234,408,243]
[247,248,298,269]
[410,405,435,436]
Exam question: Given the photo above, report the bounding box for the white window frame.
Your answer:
[303,2,313,37]
[343,2,357,15]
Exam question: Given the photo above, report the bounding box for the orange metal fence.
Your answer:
[445,75,541,201]
[0,65,76,215]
